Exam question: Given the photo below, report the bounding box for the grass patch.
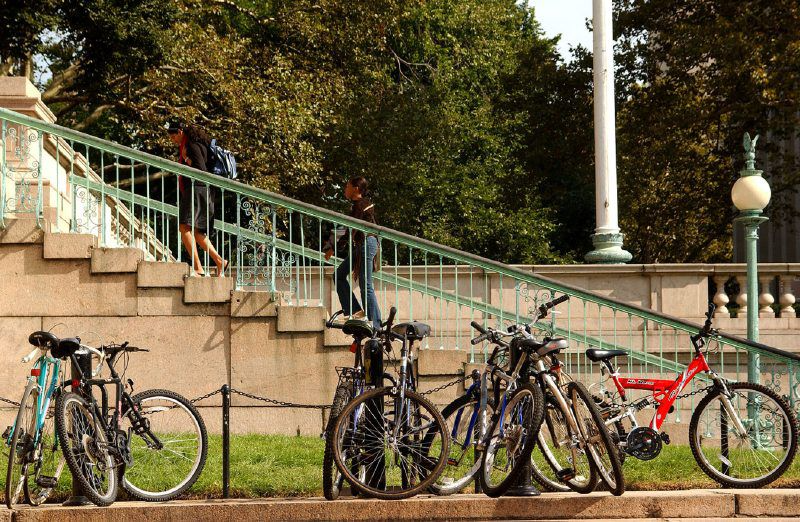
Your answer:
[3,436,800,502]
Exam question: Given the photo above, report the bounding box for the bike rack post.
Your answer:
[222,384,230,499]
[62,352,94,507]
[506,459,540,496]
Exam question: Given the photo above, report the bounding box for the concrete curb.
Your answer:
[8,489,800,522]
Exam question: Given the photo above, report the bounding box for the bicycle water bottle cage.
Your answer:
[391,322,431,341]
[51,338,81,359]
[342,319,374,338]
[28,331,59,349]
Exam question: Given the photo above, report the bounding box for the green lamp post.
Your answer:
[731,132,770,384]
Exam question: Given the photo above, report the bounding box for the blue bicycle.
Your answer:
[4,331,68,508]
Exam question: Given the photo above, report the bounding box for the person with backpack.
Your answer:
[166,121,227,276]
[323,176,382,329]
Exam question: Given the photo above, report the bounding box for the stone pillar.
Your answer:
[712,275,730,317]
[735,276,748,317]
[779,275,796,318]
[758,275,775,318]
[585,0,632,264]
[0,77,56,123]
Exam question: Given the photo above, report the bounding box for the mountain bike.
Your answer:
[322,307,399,500]
[54,337,208,506]
[591,303,799,487]
[4,331,68,508]
[429,302,554,497]
[330,316,449,499]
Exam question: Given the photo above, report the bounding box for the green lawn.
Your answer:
[4,436,800,502]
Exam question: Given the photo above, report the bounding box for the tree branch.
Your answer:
[42,63,80,102]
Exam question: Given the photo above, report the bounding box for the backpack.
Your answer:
[208,139,238,179]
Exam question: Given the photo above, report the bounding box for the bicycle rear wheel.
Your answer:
[689,382,798,488]
[6,382,36,508]
[332,386,449,500]
[480,382,545,497]
[531,391,596,493]
[55,391,119,506]
[121,389,208,501]
[323,382,353,500]
[569,382,624,496]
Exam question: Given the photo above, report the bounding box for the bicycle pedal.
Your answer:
[35,475,57,488]
[660,432,671,445]
[1,426,11,441]
[556,468,576,482]
[447,458,459,466]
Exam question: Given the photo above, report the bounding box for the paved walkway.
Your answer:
[4,489,799,521]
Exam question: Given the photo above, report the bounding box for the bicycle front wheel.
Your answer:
[6,381,36,508]
[55,391,119,506]
[531,391,595,493]
[25,390,66,506]
[569,382,624,496]
[429,393,490,495]
[689,382,798,488]
[121,389,208,501]
[332,386,449,500]
[480,382,545,497]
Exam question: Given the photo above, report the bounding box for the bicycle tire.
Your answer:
[121,389,208,501]
[331,386,449,500]
[55,391,119,506]
[480,381,545,497]
[323,382,353,500]
[569,382,625,496]
[689,381,799,488]
[428,393,491,496]
[531,391,595,493]
[6,381,36,508]
[24,387,66,506]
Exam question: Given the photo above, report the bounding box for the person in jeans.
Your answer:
[325,176,381,328]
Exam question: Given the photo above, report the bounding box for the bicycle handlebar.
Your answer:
[22,347,40,363]
[470,294,569,345]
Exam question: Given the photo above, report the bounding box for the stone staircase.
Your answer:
[0,218,468,435]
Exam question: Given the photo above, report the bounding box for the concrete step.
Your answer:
[137,260,189,288]
[277,305,325,332]
[0,217,44,244]
[43,232,95,259]
[184,275,233,303]
[9,489,796,522]
[90,246,143,273]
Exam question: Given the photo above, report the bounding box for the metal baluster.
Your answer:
[0,120,6,228]
[36,130,43,227]
[271,207,277,293]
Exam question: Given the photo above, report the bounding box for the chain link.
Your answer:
[419,374,470,397]
[229,388,330,409]
[600,385,715,411]
[0,396,20,407]
[188,389,222,405]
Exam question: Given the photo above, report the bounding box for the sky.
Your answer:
[529,1,594,59]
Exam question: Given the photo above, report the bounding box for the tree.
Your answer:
[614,0,800,262]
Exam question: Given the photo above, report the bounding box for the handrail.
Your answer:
[2,107,797,364]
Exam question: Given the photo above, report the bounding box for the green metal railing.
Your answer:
[2,106,799,414]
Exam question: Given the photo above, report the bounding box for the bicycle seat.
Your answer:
[342,319,375,338]
[585,348,628,362]
[51,338,81,359]
[28,331,59,349]
[392,322,431,341]
[521,337,568,356]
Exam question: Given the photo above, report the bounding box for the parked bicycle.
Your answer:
[322,307,399,500]
[330,315,449,499]
[4,331,68,508]
[591,303,799,487]
[53,336,208,505]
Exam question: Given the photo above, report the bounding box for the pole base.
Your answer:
[62,495,94,506]
[505,484,541,497]
[585,232,632,264]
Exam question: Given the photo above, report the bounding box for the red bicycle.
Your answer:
[589,304,798,488]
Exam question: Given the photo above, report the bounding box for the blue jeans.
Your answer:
[335,235,381,329]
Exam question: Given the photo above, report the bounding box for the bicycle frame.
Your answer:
[6,355,62,449]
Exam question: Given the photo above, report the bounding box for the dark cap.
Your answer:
[165,120,184,134]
